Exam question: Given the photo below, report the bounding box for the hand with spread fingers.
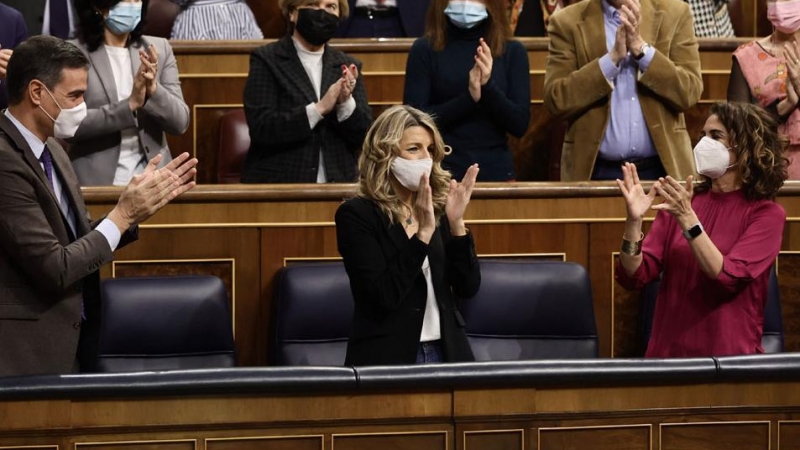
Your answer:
[108,152,198,233]
[616,162,658,220]
[652,175,698,228]
[445,163,480,235]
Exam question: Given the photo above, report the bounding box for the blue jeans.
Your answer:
[416,340,444,364]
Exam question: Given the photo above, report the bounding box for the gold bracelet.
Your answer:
[620,232,644,256]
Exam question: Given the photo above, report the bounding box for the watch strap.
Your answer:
[682,223,704,240]
[634,43,651,60]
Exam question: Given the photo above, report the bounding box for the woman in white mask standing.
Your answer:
[68,0,189,186]
[336,105,481,365]
[403,0,530,182]
[728,0,800,179]
[616,102,789,358]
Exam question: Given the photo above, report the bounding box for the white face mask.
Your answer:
[693,136,734,179]
[391,157,433,192]
[39,84,87,139]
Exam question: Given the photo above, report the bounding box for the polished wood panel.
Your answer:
[4,380,800,450]
[74,442,195,450]
[779,421,800,450]
[331,432,448,450]
[463,430,523,450]
[660,422,769,450]
[538,425,650,450]
[206,436,322,450]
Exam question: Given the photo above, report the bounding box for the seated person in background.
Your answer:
[169,0,264,40]
[728,3,800,178]
[0,35,197,376]
[336,105,480,365]
[69,0,190,186]
[404,0,530,182]
[616,102,788,357]
[509,0,564,37]
[0,3,28,110]
[544,0,702,181]
[336,0,430,38]
[242,0,371,183]
[685,0,735,37]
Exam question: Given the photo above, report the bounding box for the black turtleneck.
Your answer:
[403,17,531,181]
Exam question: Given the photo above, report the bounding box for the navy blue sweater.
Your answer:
[403,19,531,181]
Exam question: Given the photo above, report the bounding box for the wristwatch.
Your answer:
[634,43,651,60]
[682,222,704,241]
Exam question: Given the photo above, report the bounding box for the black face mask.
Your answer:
[295,8,339,46]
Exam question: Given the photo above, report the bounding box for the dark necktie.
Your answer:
[49,0,71,39]
[40,145,56,189]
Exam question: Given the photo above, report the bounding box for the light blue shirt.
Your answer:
[597,0,657,161]
[4,109,121,251]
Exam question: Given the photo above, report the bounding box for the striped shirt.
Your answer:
[170,0,264,40]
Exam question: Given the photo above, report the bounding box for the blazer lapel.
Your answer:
[639,0,662,51]
[47,138,90,237]
[576,0,608,65]
[0,115,57,197]
[321,47,345,100]
[276,37,319,103]
[88,44,119,103]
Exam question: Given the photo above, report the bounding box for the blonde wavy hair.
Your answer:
[357,105,452,225]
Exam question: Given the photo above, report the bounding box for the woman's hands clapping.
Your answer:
[652,174,698,229]
[446,163,479,236]
[616,162,658,221]
[129,44,159,111]
[469,38,493,102]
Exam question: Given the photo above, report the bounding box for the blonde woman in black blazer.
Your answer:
[335,105,480,366]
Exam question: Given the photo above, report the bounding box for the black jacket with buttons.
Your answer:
[336,197,480,365]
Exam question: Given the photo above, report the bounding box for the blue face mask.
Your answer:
[444,1,488,29]
[105,2,143,35]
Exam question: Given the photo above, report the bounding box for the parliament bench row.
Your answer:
[90,260,783,371]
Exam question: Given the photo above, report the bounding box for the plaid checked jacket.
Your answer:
[242,36,372,183]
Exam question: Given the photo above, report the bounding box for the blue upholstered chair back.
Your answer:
[461,261,599,360]
[271,263,354,366]
[640,265,784,354]
[97,276,236,372]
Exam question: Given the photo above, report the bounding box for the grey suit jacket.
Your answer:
[0,114,115,376]
[68,36,190,186]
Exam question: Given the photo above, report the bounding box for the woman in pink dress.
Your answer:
[616,102,788,357]
[728,0,800,178]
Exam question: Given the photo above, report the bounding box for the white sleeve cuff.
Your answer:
[96,218,122,252]
[306,103,324,129]
[336,96,356,122]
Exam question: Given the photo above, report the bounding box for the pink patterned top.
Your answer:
[733,41,800,146]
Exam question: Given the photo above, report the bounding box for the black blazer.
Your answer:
[335,197,480,366]
[242,36,372,183]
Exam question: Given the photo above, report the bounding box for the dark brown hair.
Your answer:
[424,0,511,56]
[695,102,789,201]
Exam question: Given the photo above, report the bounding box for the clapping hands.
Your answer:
[469,38,493,102]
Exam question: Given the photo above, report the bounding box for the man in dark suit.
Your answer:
[336,0,430,38]
[0,3,28,110]
[0,35,197,377]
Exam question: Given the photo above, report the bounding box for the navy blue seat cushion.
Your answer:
[97,276,235,372]
[272,263,354,366]
[462,261,598,360]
